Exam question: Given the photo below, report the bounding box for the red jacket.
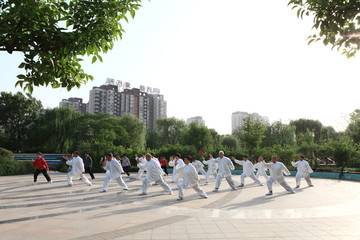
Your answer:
[32,157,49,170]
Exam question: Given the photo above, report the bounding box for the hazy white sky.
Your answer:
[1,0,359,135]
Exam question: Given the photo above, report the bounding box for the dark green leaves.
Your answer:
[0,0,142,91]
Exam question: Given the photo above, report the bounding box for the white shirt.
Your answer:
[105,158,124,179]
[203,158,218,174]
[191,160,205,172]
[254,162,268,175]
[234,159,255,176]
[136,156,147,168]
[66,156,85,175]
[177,164,200,187]
[138,158,165,182]
[292,160,313,175]
[263,161,290,183]
[214,157,234,178]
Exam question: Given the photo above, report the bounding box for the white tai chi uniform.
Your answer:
[263,161,294,193]
[214,157,236,190]
[138,158,172,194]
[234,159,262,186]
[254,161,269,181]
[191,160,207,176]
[203,158,218,183]
[66,156,92,186]
[169,158,184,183]
[136,156,147,180]
[291,160,313,187]
[101,158,128,191]
[177,164,207,199]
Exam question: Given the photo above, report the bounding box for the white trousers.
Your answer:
[178,181,207,199]
[295,172,312,186]
[256,171,269,181]
[205,170,217,183]
[215,174,236,190]
[241,172,262,185]
[136,168,146,180]
[67,172,91,186]
[102,174,128,190]
[141,176,172,194]
[266,177,292,192]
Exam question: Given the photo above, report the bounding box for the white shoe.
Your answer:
[48,180,53,183]
[177,197,183,201]
[99,189,107,193]
[67,183,73,187]
[32,182,37,185]
[289,190,296,194]
[212,189,219,192]
[202,195,208,199]
[266,191,273,196]
[87,183,92,186]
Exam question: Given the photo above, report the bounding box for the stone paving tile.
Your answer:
[0,173,360,240]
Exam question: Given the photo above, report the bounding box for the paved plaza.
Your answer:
[0,172,360,240]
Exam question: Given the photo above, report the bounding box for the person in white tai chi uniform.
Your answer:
[66,151,92,187]
[213,151,237,192]
[136,153,147,180]
[291,155,314,188]
[202,154,218,185]
[191,158,207,178]
[232,155,263,187]
[177,155,208,201]
[137,153,173,195]
[99,153,129,192]
[262,156,295,195]
[254,156,269,182]
[168,153,184,184]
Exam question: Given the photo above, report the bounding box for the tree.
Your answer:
[0,0,141,92]
[181,123,215,152]
[262,121,296,147]
[288,0,360,58]
[156,118,186,147]
[234,117,266,158]
[221,135,238,150]
[0,92,42,152]
[290,119,323,144]
[117,114,146,149]
[27,107,81,153]
[345,109,360,144]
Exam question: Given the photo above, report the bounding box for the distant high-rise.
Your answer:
[88,84,121,116]
[59,97,88,114]
[232,111,269,133]
[186,116,205,126]
[85,84,167,132]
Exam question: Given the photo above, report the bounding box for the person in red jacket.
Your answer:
[32,152,52,184]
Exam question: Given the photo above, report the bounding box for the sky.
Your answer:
[1,0,360,135]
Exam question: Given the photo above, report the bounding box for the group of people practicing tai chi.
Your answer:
[32,150,314,200]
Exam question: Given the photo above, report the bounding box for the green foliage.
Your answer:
[256,145,297,167]
[288,0,360,58]
[262,121,296,147]
[0,157,34,176]
[290,118,323,144]
[156,118,186,146]
[0,0,142,91]
[181,123,215,151]
[221,135,238,150]
[0,147,14,159]
[345,109,360,144]
[0,92,42,152]
[234,117,266,158]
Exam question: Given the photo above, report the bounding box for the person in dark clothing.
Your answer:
[159,156,168,175]
[120,154,131,178]
[82,152,95,180]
